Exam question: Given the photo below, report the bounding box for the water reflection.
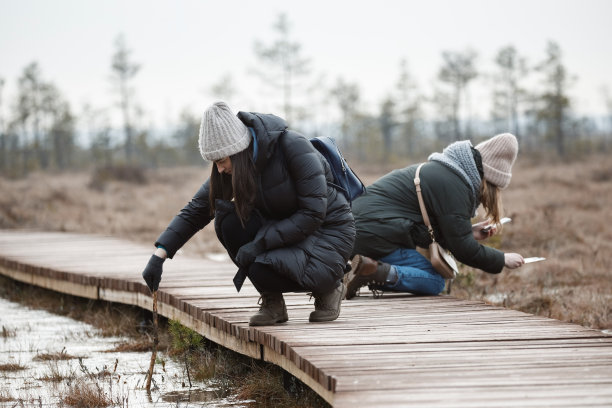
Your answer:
[0,296,249,407]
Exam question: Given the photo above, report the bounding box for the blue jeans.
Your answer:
[377,248,445,295]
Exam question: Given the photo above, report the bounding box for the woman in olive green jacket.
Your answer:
[345,133,524,299]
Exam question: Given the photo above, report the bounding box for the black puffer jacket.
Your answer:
[351,160,505,274]
[155,111,355,292]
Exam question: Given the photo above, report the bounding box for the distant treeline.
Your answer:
[1,14,612,178]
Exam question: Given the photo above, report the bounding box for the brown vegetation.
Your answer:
[0,276,328,407]
[0,363,26,372]
[452,154,612,330]
[0,275,171,351]
[0,155,610,334]
[1,325,16,338]
[34,350,79,361]
[61,380,113,408]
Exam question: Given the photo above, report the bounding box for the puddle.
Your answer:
[0,296,251,407]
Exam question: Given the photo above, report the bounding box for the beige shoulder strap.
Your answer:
[414,163,436,241]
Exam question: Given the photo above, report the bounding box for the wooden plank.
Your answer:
[1,229,612,407]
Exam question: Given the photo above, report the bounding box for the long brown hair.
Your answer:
[209,144,257,225]
[480,180,503,225]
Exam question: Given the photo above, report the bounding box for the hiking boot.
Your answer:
[309,282,347,322]
[249,293,289,326]
[344,255,391,299]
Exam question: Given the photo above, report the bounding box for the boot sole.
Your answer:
[249,314,289,326]
[344,255,362,299]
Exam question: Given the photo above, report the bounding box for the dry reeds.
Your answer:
[0,362,26,372]
[452,154,612,330]
[1,325,16,338]
[33,349,79,362]
[0,275,171,349]
[61,379,112,408]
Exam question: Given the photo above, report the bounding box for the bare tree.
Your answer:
[9,63,75,174]
[535,40,573,156]
[437,49,478,141]
[395,58,423,155]
[111,34,140,161]
[253,13,311,124]
[49,101,75,170]
[83,103,113,167]
[172,109,202,165]
[379,97,396,161]
[330,78,361,151]
[15,63,45,170]
[491,45,528,140]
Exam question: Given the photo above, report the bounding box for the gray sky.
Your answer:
[1,0,611,132]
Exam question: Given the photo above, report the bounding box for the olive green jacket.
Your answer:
[351,161,505,274]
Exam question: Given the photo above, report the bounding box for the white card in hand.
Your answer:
[524,257,546,263]
[482,217,512,232]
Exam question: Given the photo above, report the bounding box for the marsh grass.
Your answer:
[165,320,329,407]
[61,379,113,408]
[38,360,78,383]
[34,349,79,361]
[0,362,27,372]
[448,154,612,330]
[2,156,609,330]
[1,325,16,338]
[234,362,329,408]
[0,275,329,407]
[106,339,152,353]
[0,391,14,403]
[1,154,609,405]
[0,275,172,350]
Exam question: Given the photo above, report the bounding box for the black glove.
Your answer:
[235,240,264,268]
[142,254,165,292]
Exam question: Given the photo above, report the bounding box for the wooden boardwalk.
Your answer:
[0,229,611,407]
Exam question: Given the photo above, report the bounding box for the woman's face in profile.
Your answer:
[215,157,233,175]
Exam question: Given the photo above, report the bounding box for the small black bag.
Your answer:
[310,136,366,205]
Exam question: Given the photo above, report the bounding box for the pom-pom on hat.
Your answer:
[475,133,519,189]
[198,101,251,161]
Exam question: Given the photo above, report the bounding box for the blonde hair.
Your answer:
[480,180,503,225]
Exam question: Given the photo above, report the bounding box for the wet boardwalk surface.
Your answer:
[1,229,611,407]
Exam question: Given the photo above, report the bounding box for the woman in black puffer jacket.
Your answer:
[141,101,355,326]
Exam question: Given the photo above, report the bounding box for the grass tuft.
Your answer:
[0,363,26,372]
[39,361,77,383]
[106,339,151,353]
[34,349,79,361]
[61,380,112,408]
[0,391,13,402]
[1,325,16,338]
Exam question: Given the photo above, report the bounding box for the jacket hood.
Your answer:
[237,111,288,171]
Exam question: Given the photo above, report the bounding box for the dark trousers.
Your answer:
[216,209,305,293]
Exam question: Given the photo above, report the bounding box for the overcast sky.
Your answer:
[1,0,611,132]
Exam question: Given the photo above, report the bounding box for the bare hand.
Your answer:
[504,253,524,269]
[472,220,496,241]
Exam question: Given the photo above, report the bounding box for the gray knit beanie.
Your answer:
[198,101,251,161]
[475,133,519,190]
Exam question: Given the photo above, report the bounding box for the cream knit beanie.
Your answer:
[474,133,519,189]
[198,101,251,161]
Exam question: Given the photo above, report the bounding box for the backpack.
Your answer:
[310,136,366,205]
